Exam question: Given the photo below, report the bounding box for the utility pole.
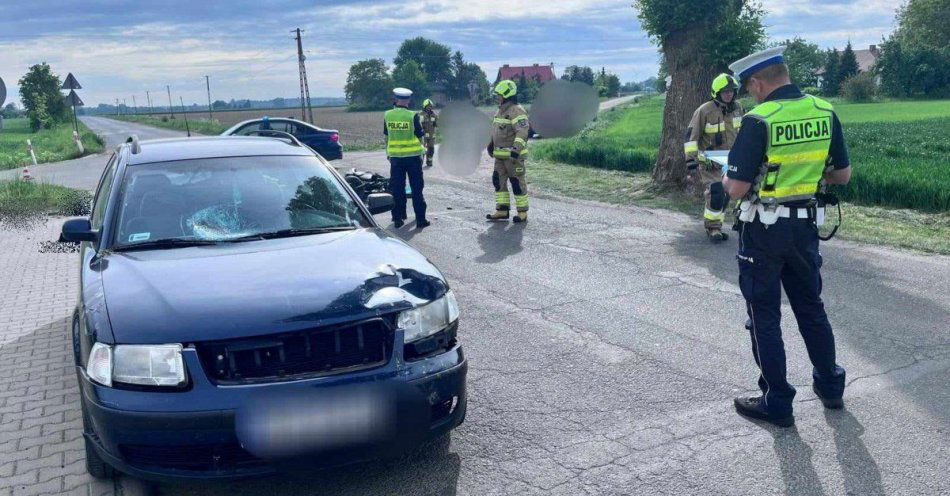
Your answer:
[115,98,120,116]
[166,85,175,118]
[132,95,137,115]
[293,28,314,124]
[146,90,153,115]
[205,75,213,121]
[180,96,191,137]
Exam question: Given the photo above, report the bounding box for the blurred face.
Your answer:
[495,94,504,105]
[719,89,735,103]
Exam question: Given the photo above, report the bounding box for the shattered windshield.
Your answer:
[113,155,368,247]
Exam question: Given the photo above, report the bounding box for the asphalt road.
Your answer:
[11,113,950,495]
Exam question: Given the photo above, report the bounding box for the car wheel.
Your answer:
[81,402,115,479]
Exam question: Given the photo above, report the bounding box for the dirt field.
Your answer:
[130,107,387,149]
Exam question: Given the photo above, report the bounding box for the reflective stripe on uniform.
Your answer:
[511,115,528,124]
[704,208,725,221]
[767,150,828,164]
[514,194,529,211]
[493,117,512,124]
[493,149,511,159]
[684,141,698,153]
[514,137,526,147]
[704,122,724,134]
[496,191,511,207]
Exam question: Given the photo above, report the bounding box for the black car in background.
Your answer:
[223,117,343,160]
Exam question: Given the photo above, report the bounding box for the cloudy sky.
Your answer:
[0,0,899,107]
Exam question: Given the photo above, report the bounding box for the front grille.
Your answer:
[196,318,392,384]
[120,443,263,471]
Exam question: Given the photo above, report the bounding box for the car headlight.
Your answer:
[398,290,460,343]
[86,343,186,387]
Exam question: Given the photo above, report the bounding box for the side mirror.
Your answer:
[61,218,98,243]
[366,193,394,215]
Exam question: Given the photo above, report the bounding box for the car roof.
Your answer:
[126,136,316,165]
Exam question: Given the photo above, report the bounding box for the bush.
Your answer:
[801,86,820,95]
[841,73,878,103]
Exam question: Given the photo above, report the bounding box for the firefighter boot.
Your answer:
[512,211,528,223]
[707,228,728,242]
[486,209,510,221]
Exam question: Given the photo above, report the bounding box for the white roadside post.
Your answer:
[26,139,38,166]
[73,130,84,154]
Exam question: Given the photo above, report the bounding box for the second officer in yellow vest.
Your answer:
[384,87,429,229]
[722,47,852,428]
[486,80,531,223]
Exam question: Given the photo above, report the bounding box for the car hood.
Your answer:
[100,229,448,344]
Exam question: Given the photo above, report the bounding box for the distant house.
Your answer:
[496,63,557,84]
[815,44,880,84]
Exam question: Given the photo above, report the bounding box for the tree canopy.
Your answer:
[633,0,766,186]
[876,0,950,98]
[773,37,824,88]
[345,58,392,111]
[394,37,453,87]
[18,63,69,131]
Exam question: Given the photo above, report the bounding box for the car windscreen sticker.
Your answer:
[128,232,151,242]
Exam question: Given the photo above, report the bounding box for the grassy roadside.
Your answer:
[528,158,950,255]
[0,118,104,170]
[0,178,92,228]
[110,114,225,135]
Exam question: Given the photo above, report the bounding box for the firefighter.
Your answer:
[723,46,852,427]
[486,80,531,223]
[420,98,437,168]
[684,73,744,242]
[384,87,429,229]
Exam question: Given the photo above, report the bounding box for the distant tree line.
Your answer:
[345,37,491,111]
[561,65,622,98]
[84,96,347,116]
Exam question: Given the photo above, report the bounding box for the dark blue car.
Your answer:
[222,117,343,161]
[61,135,466,481]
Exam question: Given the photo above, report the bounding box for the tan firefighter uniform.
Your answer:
[487,80,531,223]
[421,99,437,167]
[684,73,744,239]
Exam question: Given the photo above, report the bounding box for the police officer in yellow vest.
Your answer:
[684,73,744,242]
[486,80,531,223]
[384,88,429,228]
[420,99,437,168]
[722,47,852,427]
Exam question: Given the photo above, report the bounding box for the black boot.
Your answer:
[734,396,794,427]
[707,228,729,242]
[812,384,844,410]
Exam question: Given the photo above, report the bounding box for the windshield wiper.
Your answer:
[113,238,221,252]
[231,226,358,241]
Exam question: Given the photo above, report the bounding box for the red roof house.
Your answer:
[496,64,556,84]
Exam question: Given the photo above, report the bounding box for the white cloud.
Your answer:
[325,0,632,27]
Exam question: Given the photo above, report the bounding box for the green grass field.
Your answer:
[0,118,104,170]
[0,178,92,228]
[531,96,950,212]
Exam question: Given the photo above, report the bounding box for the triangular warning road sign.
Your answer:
[62,73,82,90]
[65,90,84,107]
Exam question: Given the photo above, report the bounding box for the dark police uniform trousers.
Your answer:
[729,84,850,416]
[389,155,427,223]
[737,216,846,415]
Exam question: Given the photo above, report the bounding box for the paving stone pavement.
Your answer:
[0,218,118,496]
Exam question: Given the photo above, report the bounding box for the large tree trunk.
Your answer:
[652,28,718,188]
